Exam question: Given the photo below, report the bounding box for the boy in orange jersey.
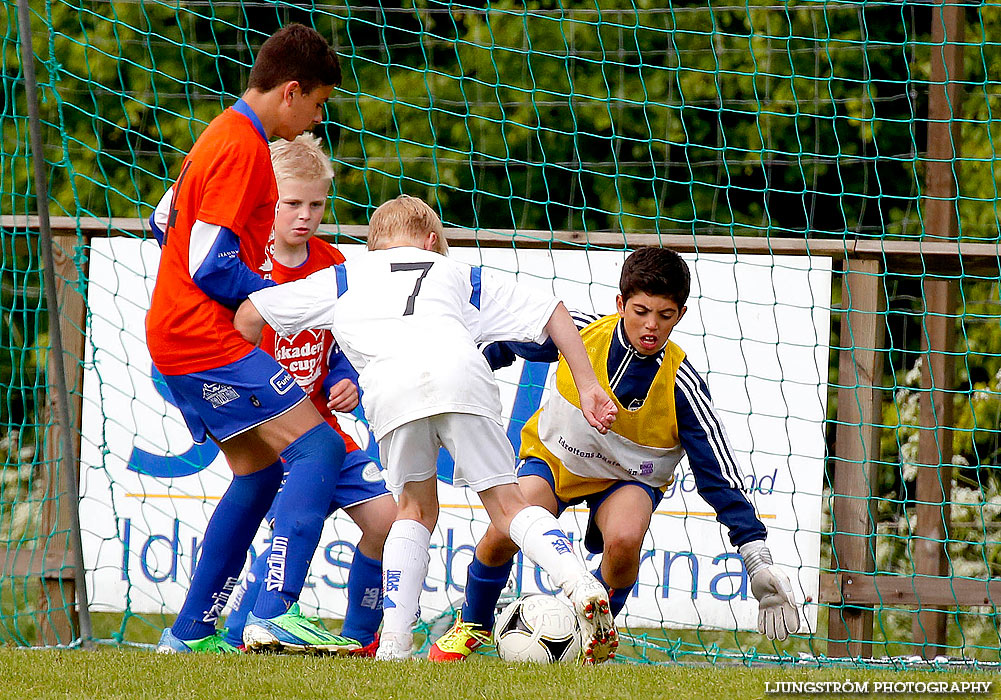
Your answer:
[148,25,358,654]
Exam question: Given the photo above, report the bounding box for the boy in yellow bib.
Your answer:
[429,247,800,661]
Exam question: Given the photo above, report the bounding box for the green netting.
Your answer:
[1,1,1000,668]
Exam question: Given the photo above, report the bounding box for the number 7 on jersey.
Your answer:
[390,261,434,316]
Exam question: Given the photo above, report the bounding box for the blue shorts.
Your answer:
[157,348,307,444]
[325,446,391,513]
[266,446,391,526]
[517,456,664,555]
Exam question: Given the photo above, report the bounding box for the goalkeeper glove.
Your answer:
[738,540,800,641]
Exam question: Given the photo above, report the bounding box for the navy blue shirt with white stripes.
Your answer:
[483,311,767,547]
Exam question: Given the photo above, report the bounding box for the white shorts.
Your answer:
[378,413,518,495]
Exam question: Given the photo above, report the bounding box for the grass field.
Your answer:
[0,648,996,700]
[3,605,999,697]
[3,615,1000,700]
[1,610,999,699]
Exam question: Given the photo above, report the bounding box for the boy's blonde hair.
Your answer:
[270,133,334,185]
[367,194,448,254]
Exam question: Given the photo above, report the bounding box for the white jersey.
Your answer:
[249,246,559,439]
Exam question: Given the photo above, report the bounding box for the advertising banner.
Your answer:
[80,238,830,631]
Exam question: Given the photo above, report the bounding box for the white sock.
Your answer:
[380,519,431,637]
[508,505,586,592]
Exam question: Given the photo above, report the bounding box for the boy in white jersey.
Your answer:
[234,195,620,663]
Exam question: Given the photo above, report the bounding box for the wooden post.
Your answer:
[828,258,885,659]
[912,0,964,659]
[36,234,87,645]
[924,0,964,220]
[912,279,956,657]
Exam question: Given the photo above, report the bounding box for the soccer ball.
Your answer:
[493,594,581,663]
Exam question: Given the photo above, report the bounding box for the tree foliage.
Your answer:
[2,2,1000,484]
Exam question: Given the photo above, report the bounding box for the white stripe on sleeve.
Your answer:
[188,220,223,278]
[675,361,746,491]
[153,188,172,231]
[570,310,600,331]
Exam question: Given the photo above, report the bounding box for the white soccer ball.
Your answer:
[493,594,581,663]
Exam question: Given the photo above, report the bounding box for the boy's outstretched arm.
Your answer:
[234,299,267,345]
[675,357,799,640]
[481,310,600,370]
[544,302,617,433]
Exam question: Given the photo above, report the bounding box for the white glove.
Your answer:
[738,540,801,641]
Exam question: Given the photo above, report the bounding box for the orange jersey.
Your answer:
[146,104,277,375]
[260,238,358,450]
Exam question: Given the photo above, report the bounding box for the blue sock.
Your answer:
[263,462,291,527]
[171,460,282,641]
[460,555,513,629]
[593,567,630,618]
[251,422,346,620]
[339,550,383,645]
[222,548,268,646]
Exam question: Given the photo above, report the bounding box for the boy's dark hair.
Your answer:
[248,24,341,94]
[619,246,691,306]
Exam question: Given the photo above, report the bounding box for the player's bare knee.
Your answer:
[396,501,438,532]
[476,525,519,566]
[602,532,644,567]
[600,556,640,590]
[356,526,389,555]
[477,484,527,529]
[369,521,393,548]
